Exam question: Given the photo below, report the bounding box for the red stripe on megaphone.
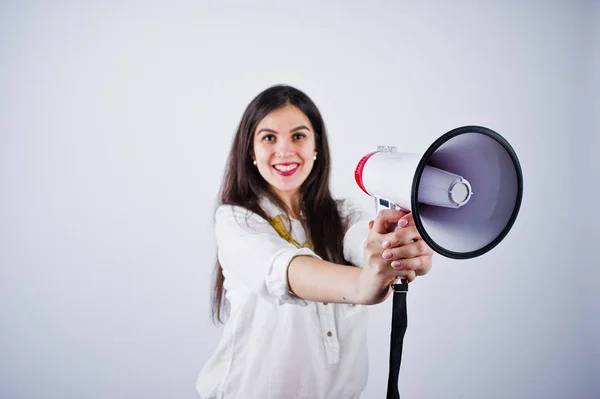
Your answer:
[354,151,377,195]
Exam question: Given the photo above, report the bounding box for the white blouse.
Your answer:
[196,197,372,399]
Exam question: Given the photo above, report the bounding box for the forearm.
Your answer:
[287,255,362,304]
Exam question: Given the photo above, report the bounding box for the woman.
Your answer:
[197,84,433,399]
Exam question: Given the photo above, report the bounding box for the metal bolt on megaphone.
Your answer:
[377,145,397,153]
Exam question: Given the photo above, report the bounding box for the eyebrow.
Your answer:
[256,125,311,135]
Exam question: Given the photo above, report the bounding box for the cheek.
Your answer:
[302,154,316,174]
[302,146,316,163]
[253,142,270,161]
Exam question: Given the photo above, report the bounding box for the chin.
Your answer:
[270,180,302,193]
[274,185,301,194]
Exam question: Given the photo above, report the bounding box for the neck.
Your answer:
[274,189,302,219]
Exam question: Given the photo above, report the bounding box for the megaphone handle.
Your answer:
[387,278,409,399]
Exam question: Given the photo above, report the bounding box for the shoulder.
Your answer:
[215,204,272,233]
[216,197,283,223]
[334,197,372,226]
[215,204,253,219]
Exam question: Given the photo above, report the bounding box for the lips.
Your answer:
[272,163,299,176]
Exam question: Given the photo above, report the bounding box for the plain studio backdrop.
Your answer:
[1,1,598,398]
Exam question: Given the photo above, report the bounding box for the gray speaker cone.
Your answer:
[412,126,524,259]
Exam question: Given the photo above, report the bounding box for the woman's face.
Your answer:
[253,104,317,203]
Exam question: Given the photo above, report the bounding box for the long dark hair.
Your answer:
[211,84,350,323]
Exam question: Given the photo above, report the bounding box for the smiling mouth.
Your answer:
[273,163,299,172]
[272,163,300,176]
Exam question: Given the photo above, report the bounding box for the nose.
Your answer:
[273,140,295,158]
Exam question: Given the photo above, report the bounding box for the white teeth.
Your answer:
[274,164,299,172]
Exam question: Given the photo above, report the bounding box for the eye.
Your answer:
[262,134,276,142]
[293,133,306,140]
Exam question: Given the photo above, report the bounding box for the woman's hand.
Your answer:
[381,212,434,278]
[357,209,434,305]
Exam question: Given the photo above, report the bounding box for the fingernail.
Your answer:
[382,240,391,248]
[391,260,402,268]
[398,219,408,228]
[382,250,393,259]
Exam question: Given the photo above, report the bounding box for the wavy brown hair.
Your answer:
[211,84,350,323]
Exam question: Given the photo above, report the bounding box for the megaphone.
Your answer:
[354,125,523,259]
[356,126,524,399]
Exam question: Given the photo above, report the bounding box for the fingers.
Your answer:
[390,255,432,277]
[366,237,428,273]
[364,239,396,273]
[364,210,433,289]
[397,212,414,228]
[382,239,430,261]
[364,210,431,288]
[381,225,420,249]
[371,209,409,234]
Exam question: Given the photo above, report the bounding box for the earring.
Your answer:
[313,152,318,161]
[253,159,257,166]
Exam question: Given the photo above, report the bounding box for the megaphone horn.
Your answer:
[355,125,524,260]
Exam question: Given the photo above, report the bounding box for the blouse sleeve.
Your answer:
[339,198,373,268]
[215,205,320,306]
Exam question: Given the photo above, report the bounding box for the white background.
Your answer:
[1,1,598,398]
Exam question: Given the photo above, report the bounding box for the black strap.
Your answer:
[386,281,409,399]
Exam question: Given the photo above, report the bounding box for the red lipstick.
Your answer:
[272,163,299,177]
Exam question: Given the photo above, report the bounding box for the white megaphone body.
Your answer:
[355,125,523,260]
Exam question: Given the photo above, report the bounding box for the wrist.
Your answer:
[351,267,368,305]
